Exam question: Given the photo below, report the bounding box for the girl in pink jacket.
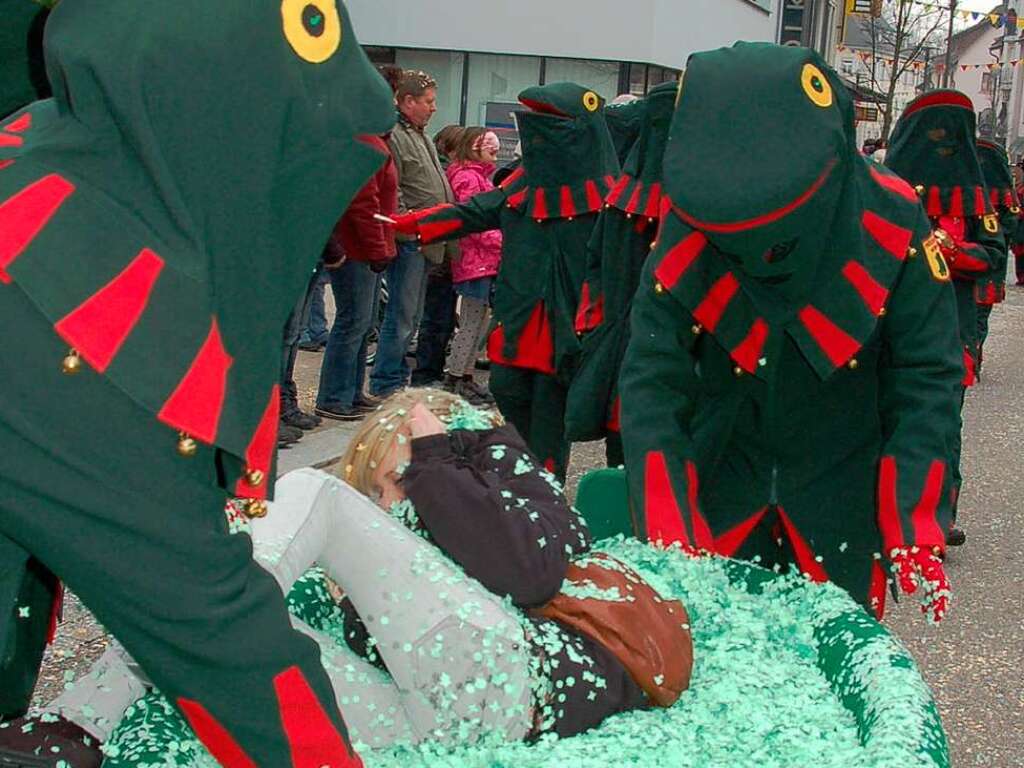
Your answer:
[444,128,504,404]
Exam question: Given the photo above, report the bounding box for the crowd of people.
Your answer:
[0,1,1017,765]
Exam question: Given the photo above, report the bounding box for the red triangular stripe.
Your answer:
[653,231,707,290]
[714,508,768,557]
[604,174,616,190]
[584,180,603,210]
[624,181,644,214]
[868,166,917,203]
[841,259,889,316]
[731,318,769,373]
[0,174,75,283]
[948,186,964,218]
[486,302,555,375]
[692,273,739,333]
[643,182,663,219]
[878,456,904,552]
[177,697,258,768]
[605,175,631,207]
[0,160,13,172]
[234,385,280,499]
[533,187,548,219]
[157,319,233,443]
[685,461,714,550]
[972,185,985,215]
[798,305,860,367]
[506,188,528,209]
[861,210,911,261]
[925,186,942,217]
[560,185,577,218]
[990,187,1000,207]
[911,460,947,549]
[644,451,691,547]
[3,114,31,133]
[498,165,525,190]
[273,666,364,768]
[54,249,165,372]
[777,508,828,583]
[0,134,23,147]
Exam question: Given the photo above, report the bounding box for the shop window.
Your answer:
[465,53,542,125]
[544,58,622,101]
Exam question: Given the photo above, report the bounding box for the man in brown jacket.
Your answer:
[370,69,457,397]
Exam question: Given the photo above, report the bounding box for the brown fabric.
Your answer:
[531,553,693,708]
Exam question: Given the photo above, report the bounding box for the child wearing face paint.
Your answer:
[886,91,1006,548]
[621,44,963,625]
[443,128,503,406]
[12,391,691,761]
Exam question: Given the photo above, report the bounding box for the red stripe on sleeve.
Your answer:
[0,174,75,283]
[911,460,947,549]
[234,385,281,499]
[692,273,739,333]
[157,319,233,443]
[177,698,258,768]
[731,318,769,373]
[877,455,904,552]
[861,210,912,261]
[644,451,691,547]
[841,259,889,316]
[273,666,364,768]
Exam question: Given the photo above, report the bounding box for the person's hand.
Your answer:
[890,546,951,624]
[407,402,446,439]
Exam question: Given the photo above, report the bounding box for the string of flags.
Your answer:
[837,45,1023,72]
[890,0,1024,29]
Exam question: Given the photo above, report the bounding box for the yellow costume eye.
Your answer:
[281,0,342,64]
[582,91,601,112]
[801,64,833,108]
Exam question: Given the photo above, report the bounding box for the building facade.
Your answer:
[347,0,785,133]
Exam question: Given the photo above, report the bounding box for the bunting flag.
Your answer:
[869,0,1024,30]
[838,43,1022,74]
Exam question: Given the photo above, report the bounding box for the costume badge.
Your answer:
[923,236,950,282]
[983,213,1000,234]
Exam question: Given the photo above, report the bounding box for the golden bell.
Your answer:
[245,469,265,487]
[933,229,955,250]
[906,246,918,258]
[176,432,198,458]
[691,323,703,336]
[654,281,665,294]
[1012,206,1022,215]
[244,499,269,519]
[878,307,887,317]
[914,185,925,196]
[848,358,860,371]
[62,349,83,375]
[733,366,744,377]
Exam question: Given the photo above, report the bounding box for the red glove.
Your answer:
[890,546,951,624]
[390,211,422,236]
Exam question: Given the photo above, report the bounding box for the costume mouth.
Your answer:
[672,159,838,234]
[519,98,570,118]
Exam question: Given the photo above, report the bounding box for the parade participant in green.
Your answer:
[0,0,396,764]
[0,0,52,120]
[604,94,644,166]
[886,91,1005,547]
[975,139,1019,365]
[620,43,963,623]
[566,81,677,468]
[391,82,620,478]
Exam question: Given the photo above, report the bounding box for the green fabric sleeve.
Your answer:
[876,217,965,554]
[417,188,506,244]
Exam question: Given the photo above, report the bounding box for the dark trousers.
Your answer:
[0,287,360,764]
[490,364,570,480]
[280,265,323,414]
[412,271,457,385]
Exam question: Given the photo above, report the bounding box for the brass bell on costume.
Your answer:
[914,185,925,196]
[245,469,266,487]
[847,358,860,371]
[177,432,198,457]
[62,349,83,375]
[244,499,269,519]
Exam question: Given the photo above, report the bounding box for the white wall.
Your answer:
[346,0,779,69]
[951,29,999,117]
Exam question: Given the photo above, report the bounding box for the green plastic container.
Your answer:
[100,470,950,768]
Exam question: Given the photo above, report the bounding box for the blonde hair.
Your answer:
[338,388,501,496]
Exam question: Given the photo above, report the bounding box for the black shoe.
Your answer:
[353,394,383,413]
[0,714,103,767]
[946,527,966,547]
[277,422,303,447]
[474,356,491,371]
[282,408,322,430]
[454,376,495,407]
[298,340,326,352]
[315,405,369,422]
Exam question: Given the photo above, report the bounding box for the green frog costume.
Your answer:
[974,138,1019,361]
[0,0,52,120]
[565,81,678,467]
[392,83,620,477]
[886,91,1005,530]
[620,44,962,623]
[0,0,395,765]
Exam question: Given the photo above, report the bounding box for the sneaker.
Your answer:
[0,714,104,768]
[298,339,326,352]
[474,356,491,371]
[315,405,369,422]
[278,422,303,448]
[282,408,322,430]
[946,527,966,547]
[354,394,383,412]
[455,377,495,407]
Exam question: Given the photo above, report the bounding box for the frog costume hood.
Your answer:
[499,82,620,220]
[886,90,991,218]
[977,138,1020,212]
[0,0,395,501]
[652,42,926,380]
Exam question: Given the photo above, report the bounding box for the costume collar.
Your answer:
[498,164,617,221]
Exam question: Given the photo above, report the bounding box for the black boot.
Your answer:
[0,714,103,767]
[946,527,966,547]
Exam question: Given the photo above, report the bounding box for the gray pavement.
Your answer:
[33,290,1024,766]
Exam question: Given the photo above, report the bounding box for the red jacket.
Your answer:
[326,135,398,267]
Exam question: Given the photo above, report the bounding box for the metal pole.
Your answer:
[943,0,957,87]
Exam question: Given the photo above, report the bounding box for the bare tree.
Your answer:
[860,0,948,140]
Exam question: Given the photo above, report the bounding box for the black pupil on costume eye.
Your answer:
[302,4,325,36]
[811,76,823,93]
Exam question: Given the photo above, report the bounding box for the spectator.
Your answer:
[443,127,502,405]
[370,69,456,397]
[434,124,464,170]
[279,268,324,442]
[298,269,330,351]
[315,134,400,421]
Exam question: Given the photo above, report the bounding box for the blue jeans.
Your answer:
[370,241,427,396]
[299,268,330,345]
[316,261,383,410]
[280,266,322,413]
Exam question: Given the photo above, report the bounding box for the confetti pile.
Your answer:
[101,539,949,768]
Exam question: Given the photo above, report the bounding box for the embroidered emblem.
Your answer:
[923,235,950,282]
[983,213,1000,234]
